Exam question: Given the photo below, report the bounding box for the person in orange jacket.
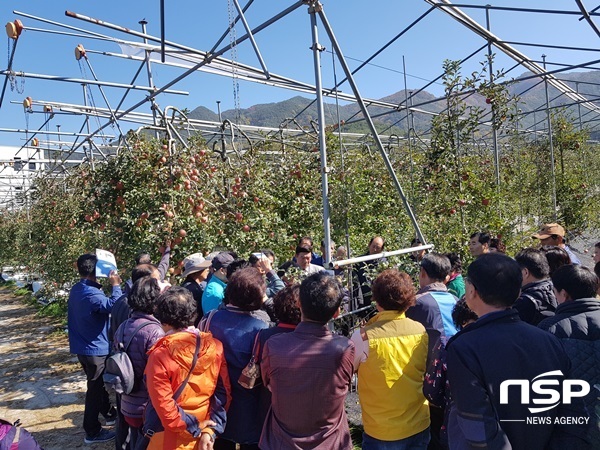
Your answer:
[145,287,231,450]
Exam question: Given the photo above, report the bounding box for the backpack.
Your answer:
[104,320,153,395]
[0,418,43,450]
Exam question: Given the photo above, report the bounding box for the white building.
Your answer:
[0,145,45,208]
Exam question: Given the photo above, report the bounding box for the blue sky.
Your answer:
[1,1,598,147]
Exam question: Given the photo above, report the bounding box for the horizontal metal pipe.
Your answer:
[0,70,188,95]
[0,127,115,138]
[329,244,434,268]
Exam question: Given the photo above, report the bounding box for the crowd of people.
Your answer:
[66,221,600,449]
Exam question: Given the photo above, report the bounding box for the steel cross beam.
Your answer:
[425,0,600,115]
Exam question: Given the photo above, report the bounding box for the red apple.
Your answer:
[482,198,490,206]
[178,229,187,238]
[242,225,251,232]
[235,212,244,222]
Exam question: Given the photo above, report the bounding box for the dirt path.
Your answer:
[0,288,113,449]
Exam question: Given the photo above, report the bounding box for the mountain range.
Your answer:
[188,70,600,138]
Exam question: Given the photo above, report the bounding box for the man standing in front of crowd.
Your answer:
[260,272,354,449]
[294,245,325,276]
[68,253,122,444]
[532,222,581,264]
[446,253,588,449]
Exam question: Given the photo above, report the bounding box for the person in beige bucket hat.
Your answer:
[532,223,581,265]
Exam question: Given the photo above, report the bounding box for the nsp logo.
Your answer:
[500,370,590,413]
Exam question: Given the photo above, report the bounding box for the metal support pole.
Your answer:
[140,19,160,136]
[316,3,427,245]
[82,84,94,169]
[575,81,583,131]
[486,6,500,187]
[217,101,227,158]
[82,57,131,151]
[403,58,415,206]
[308,2,332,266]
[232,0,270,79]
[0,38,19,109]
[160,0,166,62]
[542,55,558,221]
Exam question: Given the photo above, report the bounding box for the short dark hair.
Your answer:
[129,276,161,314]
[470,231,490,245]
[371,269,416,312]
[226,259,250,279]
[154,286,196,329]
[369,236,385,249]
[452,298,478,330]
[515,248,550,280]
[595,242,600,250]
[135,251,152,265]
[299,272,343,324]
[295,245,312,256]
[272,285,301,325]
[467,253,522,307]
[132,263,157,283]
[445,253,462,274]
[595,262,600,280]
[299,236,313,248]
[77,254,97,277]
[224,267,266,311]
[540,245,571,276]
[551,265,598,300]
[420,253,451,282]
[489,238,506,253]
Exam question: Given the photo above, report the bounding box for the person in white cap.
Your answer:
[181,253,212,322]
[532,223,581,265]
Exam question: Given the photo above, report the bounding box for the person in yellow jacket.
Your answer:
[350,269,430,449]
[145,287,231,450]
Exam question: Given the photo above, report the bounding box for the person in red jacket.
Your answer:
[145,287,231,450]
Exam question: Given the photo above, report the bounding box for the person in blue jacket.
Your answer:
[67,253,122,444]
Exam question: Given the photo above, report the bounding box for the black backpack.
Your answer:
[103,320,153,395]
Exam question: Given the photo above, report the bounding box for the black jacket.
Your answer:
[539,298,600,447]
[513,279,557,325]
[446,309,587,450]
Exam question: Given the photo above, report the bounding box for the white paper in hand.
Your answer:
[96,249,117,278]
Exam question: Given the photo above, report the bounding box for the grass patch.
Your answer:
[13,287,30,296]
[38,299,68,319]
